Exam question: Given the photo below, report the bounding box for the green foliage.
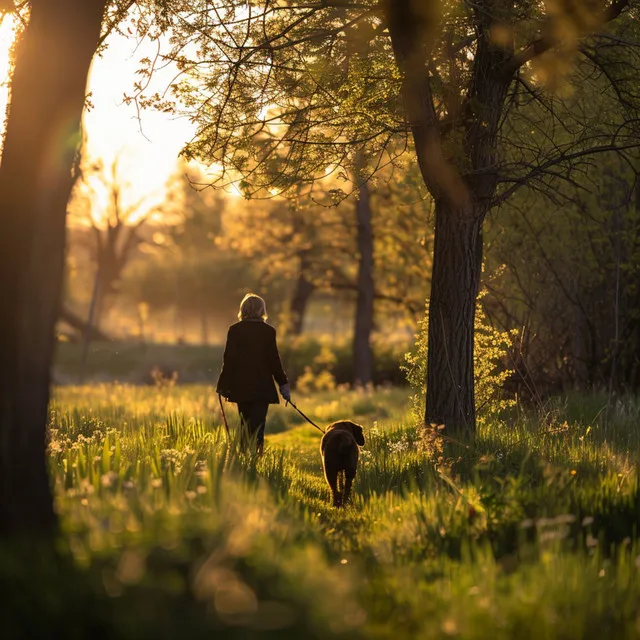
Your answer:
[129,0,640,209]
[279,334,408,389]
[474,299,519,421]
[403,295,517,425]
[146,1,403,197]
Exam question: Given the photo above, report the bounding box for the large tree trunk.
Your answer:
[425,199,483,433]
[290,270,315,335]
[0,0,106,536]
[353,180,375,386]
[387,0,512,436]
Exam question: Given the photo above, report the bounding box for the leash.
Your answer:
[286,399,325,434]
[218,393,322,436]
[217,394,231,438]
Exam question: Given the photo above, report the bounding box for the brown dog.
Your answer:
[320,420,365,507]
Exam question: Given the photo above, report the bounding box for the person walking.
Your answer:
[216,293,290,453]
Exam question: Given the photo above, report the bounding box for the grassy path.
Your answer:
[8,384,640,639]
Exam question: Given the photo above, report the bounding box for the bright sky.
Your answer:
[0,14,198,214]
[83,31,197,212]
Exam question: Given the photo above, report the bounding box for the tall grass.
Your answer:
[5,385,640,639]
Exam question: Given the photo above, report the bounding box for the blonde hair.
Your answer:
[238,293,267,321]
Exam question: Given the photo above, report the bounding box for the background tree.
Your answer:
[124,168,256,343]
[221,168,430,383]
[68,154,163,331]
[222,189,351,329]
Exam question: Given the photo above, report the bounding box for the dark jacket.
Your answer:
[216,319,288,404]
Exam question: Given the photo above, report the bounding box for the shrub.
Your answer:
[280,336,408,388]
[403,294,517,426]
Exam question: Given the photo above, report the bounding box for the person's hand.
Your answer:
[279,382,291,402]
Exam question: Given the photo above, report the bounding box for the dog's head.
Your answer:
[351,422,365,446]
[328,420,365,446]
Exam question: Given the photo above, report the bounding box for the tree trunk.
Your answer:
[94,260,120,332]
[425,199,483,435]
[0,0,106,536]
[290,271,315,335]
[353,180,375,386]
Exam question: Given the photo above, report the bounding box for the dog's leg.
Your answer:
[343,474,354,506]
[325,466,341,507]
[337,470,345,507]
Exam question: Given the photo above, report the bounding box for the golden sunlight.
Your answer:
[82,32,197,216]
[0,17,196,204]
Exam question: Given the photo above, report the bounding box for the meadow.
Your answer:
[6,384,640,639]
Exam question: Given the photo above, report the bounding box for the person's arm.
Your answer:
[216,328,235,397]
[268,327,288,388]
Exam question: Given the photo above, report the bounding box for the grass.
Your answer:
[5,385,640,638]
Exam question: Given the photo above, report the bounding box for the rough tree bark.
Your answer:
[0,0,107,536]
[387,0,512,435]
[425,200,483,429]
[353,180,375,386]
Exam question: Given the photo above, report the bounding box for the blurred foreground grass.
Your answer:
[4,385,640,638]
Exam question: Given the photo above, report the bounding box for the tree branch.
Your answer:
[492,140,640,207]
[503,0,630,77]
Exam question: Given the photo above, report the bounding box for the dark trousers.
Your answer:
[237,402,269,452]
